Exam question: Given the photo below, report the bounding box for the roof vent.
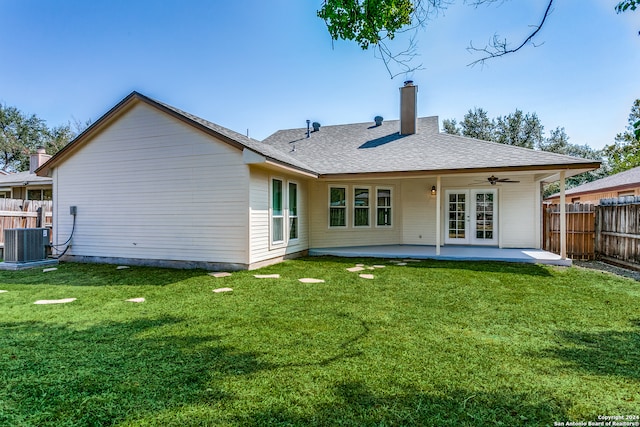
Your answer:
[312,121,321,132]
[374,116,383,126]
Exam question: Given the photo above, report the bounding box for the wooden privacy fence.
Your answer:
[543,203,596,260]
[0,199,53,247]
[595,197,640,268]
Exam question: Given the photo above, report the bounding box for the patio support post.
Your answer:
[436,176,441,255]
[559,170,567,259]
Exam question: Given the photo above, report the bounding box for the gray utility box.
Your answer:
[4,228,50,263]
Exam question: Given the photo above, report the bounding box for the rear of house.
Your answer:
[37,85,599,269]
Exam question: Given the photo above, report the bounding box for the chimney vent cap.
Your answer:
[403,80,414,87]
[312,122,321,131]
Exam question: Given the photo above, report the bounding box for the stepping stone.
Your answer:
[355,264,365,267]
[34,298,76,305]
[396,262,407,266]
[373,265,386,268]
[213,287,233,293]
[126,298,145,303]
[254,274,280,279]
[359,274,375,279]
[346,266,365,272]
[367,267,375,270]
[43,268,57,273]
[403,259,420,262]
[117,266,130,270]
[0,290,7,293]
[298,278,325,283]
[209,272,232,278]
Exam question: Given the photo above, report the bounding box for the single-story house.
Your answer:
[36,83,599,270]
[0,148,52,200]
[546,166,640,205]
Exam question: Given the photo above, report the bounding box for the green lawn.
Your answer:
[0,258,638,426]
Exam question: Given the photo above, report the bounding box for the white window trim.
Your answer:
[353,186,372,228]
[328,185,348,228]
[288,181,299,242]
[270,177,285,246]
[375,186,393,228]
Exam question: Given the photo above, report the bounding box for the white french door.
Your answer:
[445,189,497,245]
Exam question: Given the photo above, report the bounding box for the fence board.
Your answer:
[0,199,53,246]
[542,203,595,260]
[596,201,640,267]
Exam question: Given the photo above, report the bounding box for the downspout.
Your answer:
[559,170,567,259]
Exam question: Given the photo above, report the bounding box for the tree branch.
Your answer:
[467,0,554,67]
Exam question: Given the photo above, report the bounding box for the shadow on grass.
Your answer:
[299,256,553,277]
[0,262,208,287]
[242,381,570,426]
[0,316,267,426]
[539,320,640,380]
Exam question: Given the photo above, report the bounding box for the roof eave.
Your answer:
[318,162,601,180]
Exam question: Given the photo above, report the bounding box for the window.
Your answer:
[272,179,284,243]
[376,188,392,226]
[329,187,346,227]
[27,188,52,201]
[353,187,370,226]
[289,182,298,240]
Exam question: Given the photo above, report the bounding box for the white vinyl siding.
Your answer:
[52,103,249,265]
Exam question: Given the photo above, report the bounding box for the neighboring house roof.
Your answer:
[547,166,640,199]
[0,171,52,187]
[36,91,600,179]
[263,117,599,176]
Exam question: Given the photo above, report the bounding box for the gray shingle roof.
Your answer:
[261,117,598,175]
[554,166,640,196]
[0,171,52,186]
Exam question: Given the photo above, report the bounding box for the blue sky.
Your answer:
[0,0,638,149]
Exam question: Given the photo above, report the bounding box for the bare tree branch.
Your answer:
[467,0,554,67]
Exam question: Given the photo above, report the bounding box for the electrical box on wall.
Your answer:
[70,206,77,215]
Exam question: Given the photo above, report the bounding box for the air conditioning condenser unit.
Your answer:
[4,228,50,263]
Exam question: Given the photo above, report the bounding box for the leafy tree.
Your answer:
[493,110,543,149]
[0,103,75,172]
[603,99,640,174]
[318,1,637,76]
[460,107,494,141]
[539,127,609,197]
[442,118,461,135]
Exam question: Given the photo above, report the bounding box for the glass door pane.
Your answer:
[445,191,468,244]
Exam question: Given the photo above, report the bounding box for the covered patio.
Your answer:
[309,245,571,266]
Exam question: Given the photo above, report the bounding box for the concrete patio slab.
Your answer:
[310,244,571,266]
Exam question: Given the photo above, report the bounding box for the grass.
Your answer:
[0,257,639,426]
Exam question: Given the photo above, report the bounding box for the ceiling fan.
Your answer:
[485,175,520,185]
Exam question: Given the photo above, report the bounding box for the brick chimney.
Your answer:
[30,147,51,173]
[399,80,417,135]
